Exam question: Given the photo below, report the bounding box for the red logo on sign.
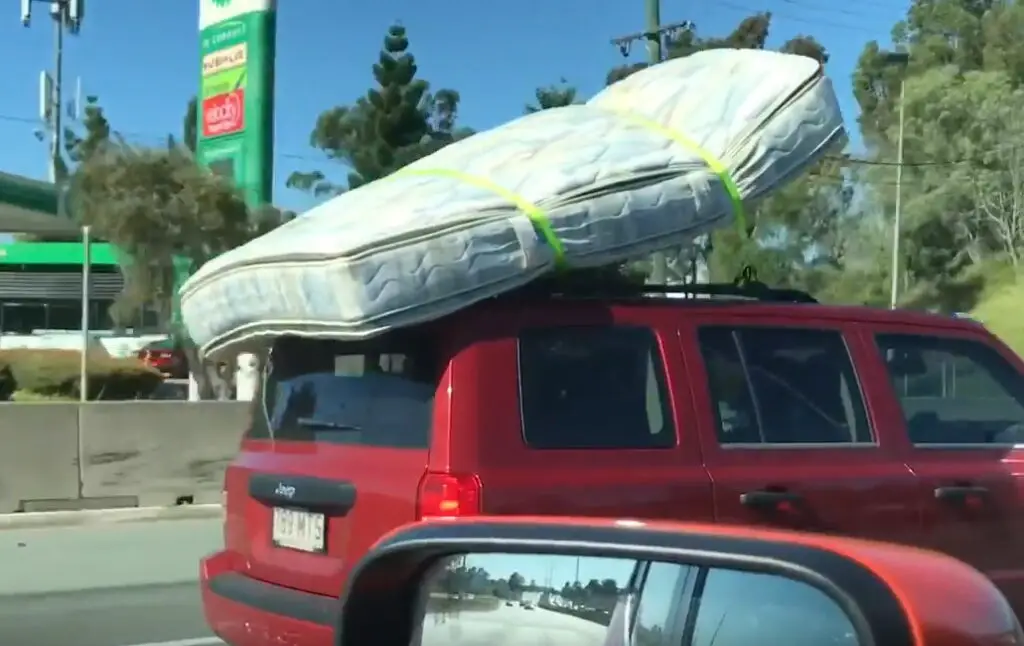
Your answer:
[202,89,245,137]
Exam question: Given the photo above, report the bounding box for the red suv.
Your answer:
[200,281,1024,646]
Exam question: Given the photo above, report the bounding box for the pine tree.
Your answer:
[287,24,470,196]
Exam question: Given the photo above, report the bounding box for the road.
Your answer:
[0,513,224,646]
[420,604,609,646]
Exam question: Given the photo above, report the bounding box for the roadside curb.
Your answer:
[0,504,223,530]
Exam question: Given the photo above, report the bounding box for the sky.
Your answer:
[0,0,910,214]
[458,552,637,589]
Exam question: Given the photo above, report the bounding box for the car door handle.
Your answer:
[740,490,803,509]
[934,485,989,502]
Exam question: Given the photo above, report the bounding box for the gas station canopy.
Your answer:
[0,171,81,235]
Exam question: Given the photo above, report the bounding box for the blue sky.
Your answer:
[0,0,909,213]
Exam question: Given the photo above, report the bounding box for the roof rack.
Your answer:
[531,281,818,304]
[515,265,819,304]
[637,282,817,303]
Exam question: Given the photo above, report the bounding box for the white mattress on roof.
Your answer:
[180,48,846,357]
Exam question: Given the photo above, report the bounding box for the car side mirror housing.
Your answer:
[336,518,1021,646]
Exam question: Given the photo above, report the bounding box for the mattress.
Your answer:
[180,48,846,357]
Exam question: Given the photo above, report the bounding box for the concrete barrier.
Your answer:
[0,404,80,513]
[0,401,248,513]
[1,396,1017,513]
[78,401,248,507]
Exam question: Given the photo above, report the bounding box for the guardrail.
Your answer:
[0,402,248,513]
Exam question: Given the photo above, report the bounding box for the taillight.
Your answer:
[416,472,482,519]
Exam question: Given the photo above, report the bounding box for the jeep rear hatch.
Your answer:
[222,331,447,597]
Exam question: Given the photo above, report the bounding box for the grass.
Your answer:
[8,390,76,402]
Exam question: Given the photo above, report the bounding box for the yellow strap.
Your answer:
[610,111,748,235]
[396,114,746,271]
[396,168,568,269]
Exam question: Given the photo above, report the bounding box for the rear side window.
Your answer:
[517,326,674,449]
[876,333,1024,446]
[248,334,441,447]
[697,326,872,445]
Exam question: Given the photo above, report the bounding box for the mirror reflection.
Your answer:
[415,553,860,646]
[422,553,632,625]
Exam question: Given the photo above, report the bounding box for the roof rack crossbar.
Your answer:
[518,279,818,304]
[638,282,818,303]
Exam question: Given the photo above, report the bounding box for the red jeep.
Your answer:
[200,280,1024,646]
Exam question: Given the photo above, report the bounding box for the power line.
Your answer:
[777,0,895,19]
[4,112,1018,171]
[0,112,329,162]
[717,0,885,34]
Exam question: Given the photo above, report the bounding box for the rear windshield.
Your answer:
[246,333,441,448]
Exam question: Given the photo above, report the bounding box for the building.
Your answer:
[0,172,177,334]
[0,171,82,236]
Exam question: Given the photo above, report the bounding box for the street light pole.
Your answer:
[889,77,906,309]
[882,50,910,309]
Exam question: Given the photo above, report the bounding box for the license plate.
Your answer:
[271,507,326,553]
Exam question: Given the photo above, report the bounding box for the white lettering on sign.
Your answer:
[203,43,247,77]
[202,90,245,138]
[199,0,275,30]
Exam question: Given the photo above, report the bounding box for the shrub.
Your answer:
[0,349,164,401]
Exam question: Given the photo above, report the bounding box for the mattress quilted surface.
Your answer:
[181,48,845,356]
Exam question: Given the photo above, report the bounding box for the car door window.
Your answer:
[689,568,859,646]
[633,562,696,646]
[876,334,1024,446]
[518,326,674,449]
[697,327,872,445]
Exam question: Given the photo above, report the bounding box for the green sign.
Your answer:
[197,0,276,207]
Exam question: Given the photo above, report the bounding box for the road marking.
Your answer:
[118,638,223,646]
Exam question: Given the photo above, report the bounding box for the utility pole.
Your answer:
[23,0,82,207]
[51,7,63,189]
[23,0,88,403]
[610,0,694,285]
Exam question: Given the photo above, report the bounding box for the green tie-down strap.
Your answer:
[396,168,568,270]
[610,110,747,235]
[395,115,745,271]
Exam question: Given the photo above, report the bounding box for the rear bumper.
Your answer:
[200,550,336,646]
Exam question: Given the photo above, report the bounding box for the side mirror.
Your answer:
[337,518,1021,646]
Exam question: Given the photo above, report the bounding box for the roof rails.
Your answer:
[636,282,817,303]
[531,281,818,304]
[516,265,818,304]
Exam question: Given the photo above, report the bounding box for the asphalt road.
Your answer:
[420,604,608,646]
[0,514,224,646]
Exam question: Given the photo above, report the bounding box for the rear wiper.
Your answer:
[296,418,363,431]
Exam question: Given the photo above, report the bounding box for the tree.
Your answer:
[606,13,827,85]
[184,96,198,154]
[508,572,526,598]
[525,79,578,113]
[849,0,1024,311]
[64,95,112,166]
[604,14,838,289]
[68,142,280,396]
[287,24,470,196]
[17,95,113,243]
